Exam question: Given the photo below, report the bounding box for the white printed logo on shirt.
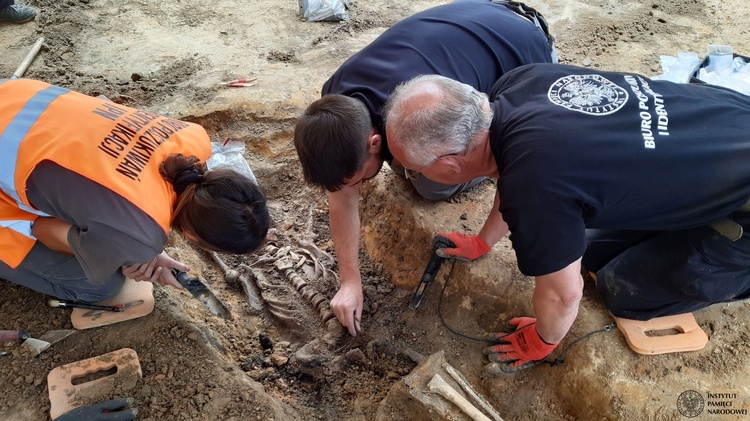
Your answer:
[548,74,629,115]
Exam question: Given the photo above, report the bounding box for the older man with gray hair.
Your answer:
[294,0,557,338]
[384,65,750,373]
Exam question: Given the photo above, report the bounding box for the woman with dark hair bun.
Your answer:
[0,78,270,302]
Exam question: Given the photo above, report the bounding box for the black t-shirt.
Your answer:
[489,63,750,276]
[321,0,553,162]
[26,161,166,282]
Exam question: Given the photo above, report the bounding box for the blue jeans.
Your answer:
[0,242,125,302]
[583,214,750,320]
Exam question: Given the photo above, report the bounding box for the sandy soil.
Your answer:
[1,0,750,420]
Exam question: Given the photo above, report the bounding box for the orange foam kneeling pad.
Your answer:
[47,348,142,419]
[614,313,708,355]
[71,278,154,330]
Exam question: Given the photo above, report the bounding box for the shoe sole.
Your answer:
[0,15,36,23]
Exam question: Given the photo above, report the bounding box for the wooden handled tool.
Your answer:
[12,37,44,79]
[428,374,492,421]
[0,330,29,342]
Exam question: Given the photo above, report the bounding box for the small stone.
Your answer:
[246,369,264,381]
[582,57,593,67]
[270,354,288,367]
[24,374,34,384]
[259,333,274,350]
[343,348,367,365]
[241,355,265,371]
[460,213,468,220]
[188,332,199,341]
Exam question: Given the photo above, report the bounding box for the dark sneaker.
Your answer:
[0,3,37,23]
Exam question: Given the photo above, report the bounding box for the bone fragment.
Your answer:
[210,252,240,283]
[299,238,335,265]
[237,275,263,311]
[428,374,492,421]
[442,363,503,421]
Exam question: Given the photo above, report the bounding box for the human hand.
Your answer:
[483,317,558,373]
[55,397,137,421]
[434,232,491,261]
[330,282,363,336]
[122,251,189,289]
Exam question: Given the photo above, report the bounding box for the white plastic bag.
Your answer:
[651,51,700,83]
[206,140,257,185]
[299,0,349,22]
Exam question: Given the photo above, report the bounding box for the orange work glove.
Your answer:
[483,317,558,373]
[434,232,491,261]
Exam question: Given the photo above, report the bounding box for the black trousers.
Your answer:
[583,214,750,320]
[0,1,14,9]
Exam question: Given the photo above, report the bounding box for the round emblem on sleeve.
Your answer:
[548,74,629,115]
[676,390,704,418]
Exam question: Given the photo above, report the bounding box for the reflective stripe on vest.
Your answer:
[0,220,33,238]
[0,79,211,268]
[0,84,67,217]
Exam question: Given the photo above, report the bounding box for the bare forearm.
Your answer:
[328,188,366,335]
[328,188,362,284]
[478,191,509,246]
[31,217,73,254]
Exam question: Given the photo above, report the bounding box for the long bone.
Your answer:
[442,364,503,421]
[428,374,492,421]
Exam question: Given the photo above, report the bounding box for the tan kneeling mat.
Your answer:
[47,348,142,419]
[614,313,708,355]
[71,278,154,329]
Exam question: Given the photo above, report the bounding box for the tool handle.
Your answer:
[409,235,457,310]
[0,330,29,341]
[48,299,124,312]
[409,253,446,310]
[420,253,445,283]
[431,235,457,251]
[12,37,44,79]
[171,268,191,289]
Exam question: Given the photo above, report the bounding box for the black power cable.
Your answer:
[435,259,616,366]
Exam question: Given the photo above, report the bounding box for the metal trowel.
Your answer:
[171,269,231,319]
[23,330,77,357]
[1,329,76,357]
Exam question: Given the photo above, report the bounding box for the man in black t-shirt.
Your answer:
[293,0,557,337]
[384,65,750,373]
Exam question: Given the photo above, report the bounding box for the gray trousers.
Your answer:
[0,242,125,302]
[390,163,487,200]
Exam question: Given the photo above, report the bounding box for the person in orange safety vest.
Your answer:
[0,78,269,302]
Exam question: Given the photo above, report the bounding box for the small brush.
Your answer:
[48,299,124,312]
